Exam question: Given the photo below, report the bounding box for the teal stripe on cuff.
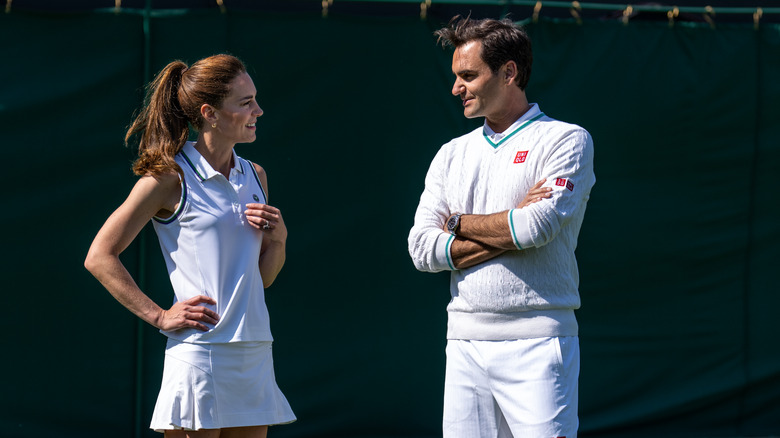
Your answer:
[445,234,456,270]
[508,209,523,249]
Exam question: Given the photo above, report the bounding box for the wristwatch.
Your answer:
[446,213,462,236]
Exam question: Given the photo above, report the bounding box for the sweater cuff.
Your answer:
[434,232,457,271]
[508,209,533,249]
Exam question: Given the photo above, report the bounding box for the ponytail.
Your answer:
[126,61,189,177]
[124,54,247,177]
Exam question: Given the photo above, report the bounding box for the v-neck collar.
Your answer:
[483,104,545,149]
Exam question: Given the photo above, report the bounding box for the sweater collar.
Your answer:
[483,103,544,149]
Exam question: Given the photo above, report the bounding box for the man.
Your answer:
[407,17,595,438]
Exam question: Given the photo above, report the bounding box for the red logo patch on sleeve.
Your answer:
[555,178,574,191]
[514,151,528,163]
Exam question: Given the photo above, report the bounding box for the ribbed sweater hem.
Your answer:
[446,309,578,340]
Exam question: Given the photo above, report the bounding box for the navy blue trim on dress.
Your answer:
[181,151,206,181]
[153,173,188,224]
[247,159,268,203]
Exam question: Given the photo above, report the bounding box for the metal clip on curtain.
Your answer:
[754,7,763,30]
[667,6,679,26]
[533,1,542,23]
[322,0,333,18]
[621,5,633,25]
[216,0,225,13]
[420,0,431,19]
[570,1,582,24]
[5,0,10,14]
[703,5,715,29]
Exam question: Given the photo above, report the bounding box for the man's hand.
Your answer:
[448,178,553,269]
[517,179,552,209]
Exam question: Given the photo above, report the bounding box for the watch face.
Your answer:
[447,215,459,233]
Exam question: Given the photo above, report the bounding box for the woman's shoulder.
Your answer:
[141,169,181,187]
[131,170,182,202]
[133,170,183,218]
[249,161,266,177]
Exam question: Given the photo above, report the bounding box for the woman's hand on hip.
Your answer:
[158,295,219,332]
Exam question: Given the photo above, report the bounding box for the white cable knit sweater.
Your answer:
[408,104,595,341]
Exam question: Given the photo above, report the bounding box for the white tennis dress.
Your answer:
[149,142,295,431]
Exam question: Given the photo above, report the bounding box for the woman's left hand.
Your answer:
[245,203,287,242]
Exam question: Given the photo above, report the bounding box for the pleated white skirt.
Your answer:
[150,338,296,432]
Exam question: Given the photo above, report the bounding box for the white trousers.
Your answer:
[443,337,579,438]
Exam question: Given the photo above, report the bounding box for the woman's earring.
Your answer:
[212,122,217,128]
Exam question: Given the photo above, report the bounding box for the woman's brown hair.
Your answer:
[126,54,247,176]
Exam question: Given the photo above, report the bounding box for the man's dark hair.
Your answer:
[435,16,533,90]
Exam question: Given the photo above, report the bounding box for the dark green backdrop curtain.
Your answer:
[528,19,780,436]
[1,7,778,438]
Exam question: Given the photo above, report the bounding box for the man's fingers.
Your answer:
[531,178,547,189]
[535,188,553,197]
[529,186,552,195]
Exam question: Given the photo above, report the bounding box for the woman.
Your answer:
[85,54,296,437]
